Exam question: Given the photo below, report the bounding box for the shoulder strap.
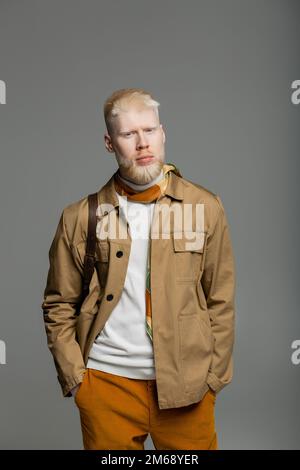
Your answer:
[77,192,98,314]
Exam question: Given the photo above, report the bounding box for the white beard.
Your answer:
[116,155,165,185]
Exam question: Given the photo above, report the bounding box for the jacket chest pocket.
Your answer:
[172,231,207,283]
[95,240,109,289]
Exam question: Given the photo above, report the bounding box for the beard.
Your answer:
[116,154,165,185]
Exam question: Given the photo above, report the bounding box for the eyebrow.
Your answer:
[119,126,158,134]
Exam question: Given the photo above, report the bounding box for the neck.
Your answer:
[117,169,164,192]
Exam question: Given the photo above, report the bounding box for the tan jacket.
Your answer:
[41,170,236,410]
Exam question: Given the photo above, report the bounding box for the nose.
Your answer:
[136,131,149,150]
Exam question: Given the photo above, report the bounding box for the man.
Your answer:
[41,88,236,450]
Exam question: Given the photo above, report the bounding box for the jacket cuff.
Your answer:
[206,371,229,394]
[57,370,86,398]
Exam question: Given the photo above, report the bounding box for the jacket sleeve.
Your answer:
[41,209,86,398]
[201,195,236,394]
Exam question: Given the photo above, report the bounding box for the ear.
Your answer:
[104,133,114,153]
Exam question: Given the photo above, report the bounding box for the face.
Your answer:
[104,106,166,184]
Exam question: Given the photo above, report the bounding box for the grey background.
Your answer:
[0,0,299,449]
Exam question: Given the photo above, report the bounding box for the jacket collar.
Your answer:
[96,168,186,218]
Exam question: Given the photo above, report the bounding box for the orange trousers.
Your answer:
[74,368,218,450]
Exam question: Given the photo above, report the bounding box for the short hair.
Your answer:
[103,88,160,136]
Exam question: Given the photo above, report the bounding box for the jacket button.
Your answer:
[116,250,123,258]
[103,210,108,216]
[106,294,114,301]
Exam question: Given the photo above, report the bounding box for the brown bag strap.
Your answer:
[77,192,98,314]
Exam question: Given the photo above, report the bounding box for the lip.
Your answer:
[136,155,154,165]
[137,155,153,160]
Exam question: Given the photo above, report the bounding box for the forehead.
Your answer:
[115,106,159,131]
